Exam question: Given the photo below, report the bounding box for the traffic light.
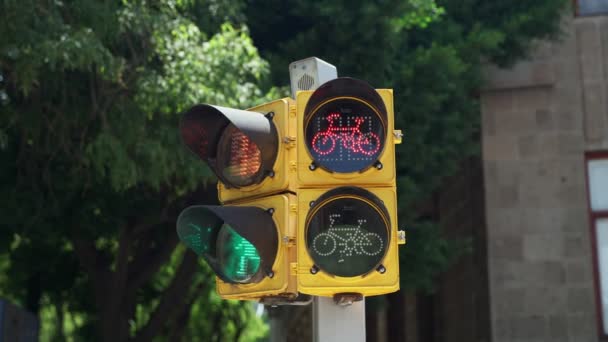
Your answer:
[180,98,296,203]
[296,77,397,185]
[295,77,405,298]
[176,76,404,301]
[177,193,297,300]
[177,99,298,300]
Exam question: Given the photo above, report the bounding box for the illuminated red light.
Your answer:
[311,113,380,156]
[220,126,262,186]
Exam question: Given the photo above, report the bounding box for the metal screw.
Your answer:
[309,163,317,171]
[376,265,386,274]
[266,111,275,119]
[375,161,383,170]
[309,201,315,208]
[268,170,275,177]
[310,266,319,274]
[267,208,275,215]
[267,271,275,278]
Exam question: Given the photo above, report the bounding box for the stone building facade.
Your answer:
[368,5,608,342]
[480,11,608,342]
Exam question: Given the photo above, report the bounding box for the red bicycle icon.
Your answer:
[311,113,380,156]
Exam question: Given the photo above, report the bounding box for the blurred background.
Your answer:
[1,0,607,341]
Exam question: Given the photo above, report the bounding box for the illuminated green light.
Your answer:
[217,224,261,283]
[178,223,214,256]
[177,209,264,284]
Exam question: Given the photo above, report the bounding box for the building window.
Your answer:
[588,152,608,338]
[577,0,608,16]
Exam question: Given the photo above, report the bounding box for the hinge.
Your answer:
[398,230,406,245]
[289,104,297,117]
[290,262,298,275]
[393,130,403,144]
[282,235,295,246]
[283,136,296,149]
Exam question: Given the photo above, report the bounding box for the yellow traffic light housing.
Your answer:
[177,193,297,300]
[296,187,401,297]
[177,76,403,302]
[218,98,297,203]
[293,77,403,298]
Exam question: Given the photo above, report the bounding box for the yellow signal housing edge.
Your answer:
[295,89,396,188]
[295,187,400,297]
[219,98,298,204]
[216,193,298,300]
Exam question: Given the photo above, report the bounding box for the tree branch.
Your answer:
[71,237,109,311]
[168,283,205,342]
[132,251,198,342]
[72,238,100,277]
[127,226,178,295]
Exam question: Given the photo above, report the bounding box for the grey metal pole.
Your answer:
[268,306,288,342]
[313,297,366,342]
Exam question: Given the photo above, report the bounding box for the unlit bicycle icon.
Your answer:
[312,214,383,258]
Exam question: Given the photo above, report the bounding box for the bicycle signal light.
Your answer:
[294,76,403,298]
[305,100,385,173]
[306,187,390,277]
[296,187,401,298]
[296,77,396,187]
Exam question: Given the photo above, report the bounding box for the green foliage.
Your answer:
[399,222,471,292]
[0,0,271,340]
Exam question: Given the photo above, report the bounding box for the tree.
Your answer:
[243,0,569,291]
[0,0,271,340]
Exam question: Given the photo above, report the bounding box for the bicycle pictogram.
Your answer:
[311,113,380,156]
[311,214,383,258]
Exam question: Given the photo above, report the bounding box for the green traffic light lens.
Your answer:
[177,205,275,285]
[178,223,217,256]
[216,224,262,283]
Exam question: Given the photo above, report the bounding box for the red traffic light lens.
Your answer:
[217,124,263,187]
[305,98,385,173]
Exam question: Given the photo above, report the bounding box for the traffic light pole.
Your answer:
[288,57,366,342]
[313,297,366,342]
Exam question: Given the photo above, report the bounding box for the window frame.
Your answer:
[586,150,608,340]
[574,0,608,17]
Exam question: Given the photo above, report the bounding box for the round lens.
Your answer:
[306,193,389,277]
[218,124,263,187]
[305,98,385,173]
[216,223,261,283]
